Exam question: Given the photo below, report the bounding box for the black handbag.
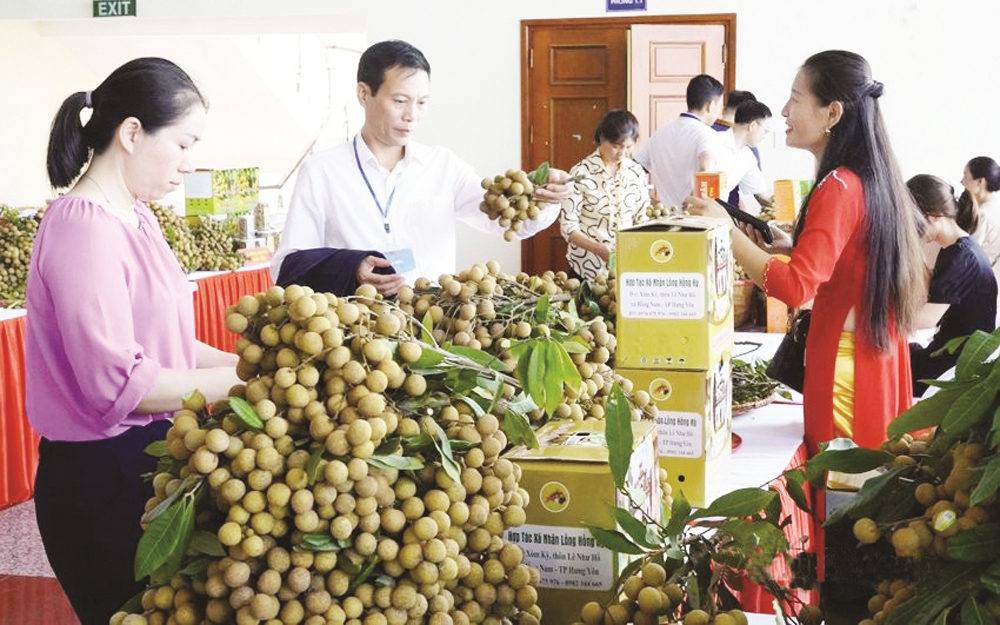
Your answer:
[766,309,811,393]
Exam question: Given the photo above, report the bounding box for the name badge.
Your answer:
[384,248,416,275]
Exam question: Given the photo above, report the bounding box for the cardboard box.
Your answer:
[617,354,733,508]
[184,167,259,216]
[615,215,735,371]
[503,420,659,625]
[694,171,727,200]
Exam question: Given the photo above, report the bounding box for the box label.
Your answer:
[655,411,703,458]
[619,272,705,319]
[506,524,614,590]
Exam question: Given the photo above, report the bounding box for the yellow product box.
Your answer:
[615,215,735,371]
[616,353,732,508]
[503,420,659,625]
[184,167,259,216]
[772,179,812,223]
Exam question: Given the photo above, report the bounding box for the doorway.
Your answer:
[519,14,737,276]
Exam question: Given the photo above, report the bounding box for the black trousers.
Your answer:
[34,420,170,625]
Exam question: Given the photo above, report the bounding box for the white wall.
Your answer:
[3,0,1000,274]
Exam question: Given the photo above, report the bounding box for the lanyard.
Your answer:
[353,135,398,234]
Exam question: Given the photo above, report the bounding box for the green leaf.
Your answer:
[884,562,986,625]
[529,161,550,186]
[427,419,461,484]
[560,335,592,354]
[552,339,584,397]
[605,382,633,491]
[944,523,1000,562]
[348,557,381,592]
[367,454,425,471]
[525,342,548,414]
[534,294,551,325]
[306,446,325,487]
[586,525,645,555]
[144,440,170,458]
[941,368,1000,435]
[540,341,566,414]
[135,496,192,581]
[956,329,1000,380]
[824,466,909,527]
[141,474,201,525]
[189,530,225,557]
[981,572,1000,595]
[607,505,659,549]
[961,597,997,625]
[665,495,693,538]
[502,404,539,449]
[297,533,343,552]
[228,396,264,431]
[804,446,893,485]
[406,346,445,371]
[784,468,811,514]
[889,382,976,439]
[420,311,435,343]
[118,590,145,615]
[973,455,1000,507]
[446,344,510,372]
[697,488,777,520]
[177,556,212,577]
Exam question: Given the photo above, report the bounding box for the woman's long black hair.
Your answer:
[793,50,924,352]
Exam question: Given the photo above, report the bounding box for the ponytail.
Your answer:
[956,189,980,235]
[46,92,92,189]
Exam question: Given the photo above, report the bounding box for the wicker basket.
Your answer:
[733,279,756,328]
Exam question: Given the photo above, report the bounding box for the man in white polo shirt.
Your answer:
[634,74,725,209]
[272,39,571,296]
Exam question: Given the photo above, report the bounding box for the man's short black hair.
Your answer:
[725,90,757,112]
[686,74,725,111]
[734,100,772,125]
[357,40,431,95]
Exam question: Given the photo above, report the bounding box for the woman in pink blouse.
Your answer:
[27,58,240,625]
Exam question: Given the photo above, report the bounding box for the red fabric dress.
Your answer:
[763,167,913,456]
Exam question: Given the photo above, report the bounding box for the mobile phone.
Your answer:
[716,199,774,244]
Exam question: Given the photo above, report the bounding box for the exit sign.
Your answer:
[93,0,136,17]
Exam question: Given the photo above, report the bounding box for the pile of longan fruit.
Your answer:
[148,201,242,272]
[480,170,546,242]
[0,205,43,307]
[114,282,543,625]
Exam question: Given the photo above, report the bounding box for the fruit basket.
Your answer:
[731,357,782,415]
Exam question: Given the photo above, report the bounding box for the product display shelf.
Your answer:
[0,265,273,508]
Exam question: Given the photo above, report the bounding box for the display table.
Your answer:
[0,266,273,509]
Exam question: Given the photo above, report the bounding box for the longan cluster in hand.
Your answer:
[116,282,543,625]
[480,169,545,242]
[571,561,748,625]
[0,205,43,307]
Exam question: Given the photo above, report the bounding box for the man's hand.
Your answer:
[532,168,573,202]
[357,255,406,296]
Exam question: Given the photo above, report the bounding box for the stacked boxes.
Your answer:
[184,167,259,216]
[615,215,734,507]
[503,420,659,625]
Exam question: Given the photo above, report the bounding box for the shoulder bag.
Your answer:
[765,309,811,393]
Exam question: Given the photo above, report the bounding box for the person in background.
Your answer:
[720,100,774,212]
[271,39,572,297]
[713,90,762,206]
[962,156,1000,300]
[27,58,241,625]
[560,109,650,280]
[634,74,725,209]
[685,50,924,455]
[907,174,997,396]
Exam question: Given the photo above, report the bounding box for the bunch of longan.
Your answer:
[479,169,546,242]
[116,283,544,625]
[0,205,43,307]
[148,202,243,272]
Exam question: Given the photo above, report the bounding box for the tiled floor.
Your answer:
[0,500,78,625]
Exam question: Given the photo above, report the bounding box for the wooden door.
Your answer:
[519,25,629,277]
[631,24,727,141]
[520,15,736,276]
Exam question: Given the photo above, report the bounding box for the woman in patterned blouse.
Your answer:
[560,110,651,280]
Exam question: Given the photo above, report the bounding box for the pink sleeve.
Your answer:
[36,209,161,425]
[763,169,865,307]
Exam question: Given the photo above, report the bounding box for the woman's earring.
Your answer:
[824,127,831,136]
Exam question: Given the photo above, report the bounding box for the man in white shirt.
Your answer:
[634,74,725,209]
[719,100,774,211]
[272,40,571,295]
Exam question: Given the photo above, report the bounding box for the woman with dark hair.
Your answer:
[907,174,996,396]
[560,109,650,279]
[28,57,239,624]
[686,50,925,454]
[962,156,1000,297]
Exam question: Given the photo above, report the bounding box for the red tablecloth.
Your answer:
[192,266,273,352]
[0,266,273,508]
[0,314,34,509]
